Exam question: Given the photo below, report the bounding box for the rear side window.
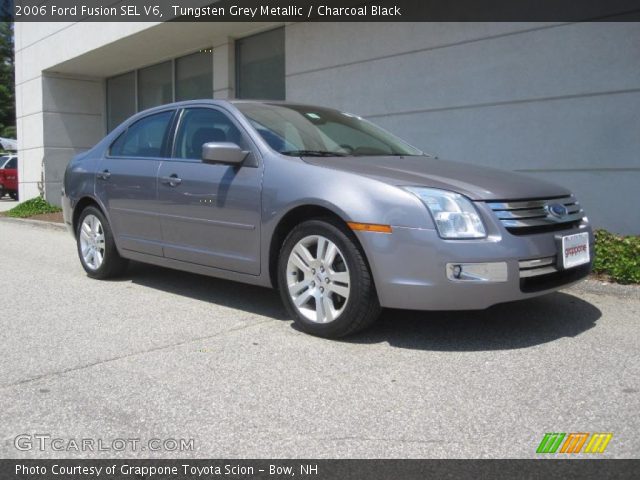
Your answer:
[110,111,173,158]
[5,158,17,169]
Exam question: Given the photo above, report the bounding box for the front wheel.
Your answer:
[76,206,128,279]
[278,219,381,338]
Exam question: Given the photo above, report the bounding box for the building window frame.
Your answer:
[105,47,213,132]
[235,27,285,101]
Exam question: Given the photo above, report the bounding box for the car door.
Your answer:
[156,106,262,275]
[96,109,175,256]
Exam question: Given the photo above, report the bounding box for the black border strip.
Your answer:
[7,0,640,22]
[2,459,640,480]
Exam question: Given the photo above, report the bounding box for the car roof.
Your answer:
[117,99,343,134]
[230,99,341,111]
[134,99,337,116]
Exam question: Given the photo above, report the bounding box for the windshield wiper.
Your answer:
[281,150,347,157]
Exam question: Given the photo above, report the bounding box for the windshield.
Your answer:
[234,103,423,157]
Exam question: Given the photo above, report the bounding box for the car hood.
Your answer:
[301,155,570,201]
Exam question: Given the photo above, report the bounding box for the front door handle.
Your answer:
[97,169,111,180]
[161,174,182,187]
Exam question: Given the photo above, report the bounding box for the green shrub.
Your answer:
[6,196,62,218]
[593,229,640,284]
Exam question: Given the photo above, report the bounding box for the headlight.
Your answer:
[403,187,486,239]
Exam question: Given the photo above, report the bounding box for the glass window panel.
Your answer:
[236,28,285,100]
[107,72,135,132]
[174,108,249,159]
[110,111,174,158]
[235,103,422,156]
[176,50,213,101]
[138,61,173,110]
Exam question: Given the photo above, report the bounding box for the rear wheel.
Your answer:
[278,219,380,338]
[76,206,128,279]
[9,191,17,200]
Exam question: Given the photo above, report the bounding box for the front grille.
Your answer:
[519,256,559,278]
[487,196,584,235]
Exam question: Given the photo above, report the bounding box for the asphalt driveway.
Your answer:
[0,219,638,458]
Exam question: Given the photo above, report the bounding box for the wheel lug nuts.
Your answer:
[320,287,324,293]
[311,281,315,287]
[325,278,330,283]
[320,267,325,272]
[311,269,316,274]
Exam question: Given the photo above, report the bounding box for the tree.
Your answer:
[0,20,15,139]
[0,1,14,22]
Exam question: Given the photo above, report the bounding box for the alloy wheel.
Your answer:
[79,214,106,270]
[286,235,351,323]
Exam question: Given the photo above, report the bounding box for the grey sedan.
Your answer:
[62,100,592,337]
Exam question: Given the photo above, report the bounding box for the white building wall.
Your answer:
[14,21,640,234]
[41,75,105,202]
[14,22,157,202]
[15,73,106,202]
[286,22,640,234]
[213,40,236,99]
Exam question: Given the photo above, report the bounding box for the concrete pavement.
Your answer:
[0,219,638,458]
[0,197,18,212]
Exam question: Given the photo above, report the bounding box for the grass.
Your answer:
[5,196,62,218]
[593,229,640,284]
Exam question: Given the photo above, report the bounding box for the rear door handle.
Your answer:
[161,174,182,187]
[97,169,111,180]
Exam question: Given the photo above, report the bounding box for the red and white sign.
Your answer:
[561,232,590,269]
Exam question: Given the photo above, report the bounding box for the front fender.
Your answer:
[262,154,434,230]
[259,153,436,286]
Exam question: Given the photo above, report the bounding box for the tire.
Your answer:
[278,218,381,338]
[9,191,17,200]
[76,206,128,279]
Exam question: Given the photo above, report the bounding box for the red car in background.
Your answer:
[0,155,18,200]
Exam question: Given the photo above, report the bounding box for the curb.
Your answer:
[0,215,67,231]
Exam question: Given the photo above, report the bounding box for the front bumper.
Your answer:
[356,223,593,311]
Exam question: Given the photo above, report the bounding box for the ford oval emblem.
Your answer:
[545,203,568,218]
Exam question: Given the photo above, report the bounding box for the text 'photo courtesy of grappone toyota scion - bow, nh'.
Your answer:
[62,100,593,338]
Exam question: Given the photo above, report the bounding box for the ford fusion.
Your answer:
[62,100,592,338]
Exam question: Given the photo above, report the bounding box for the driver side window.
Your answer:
[174,108,249,160]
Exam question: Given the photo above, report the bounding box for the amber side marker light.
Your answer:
[347,222,393,233]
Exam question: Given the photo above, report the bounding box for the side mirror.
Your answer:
[201,142,248,165]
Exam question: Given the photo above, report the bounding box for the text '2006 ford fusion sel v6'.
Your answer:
[62,100,592,338]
